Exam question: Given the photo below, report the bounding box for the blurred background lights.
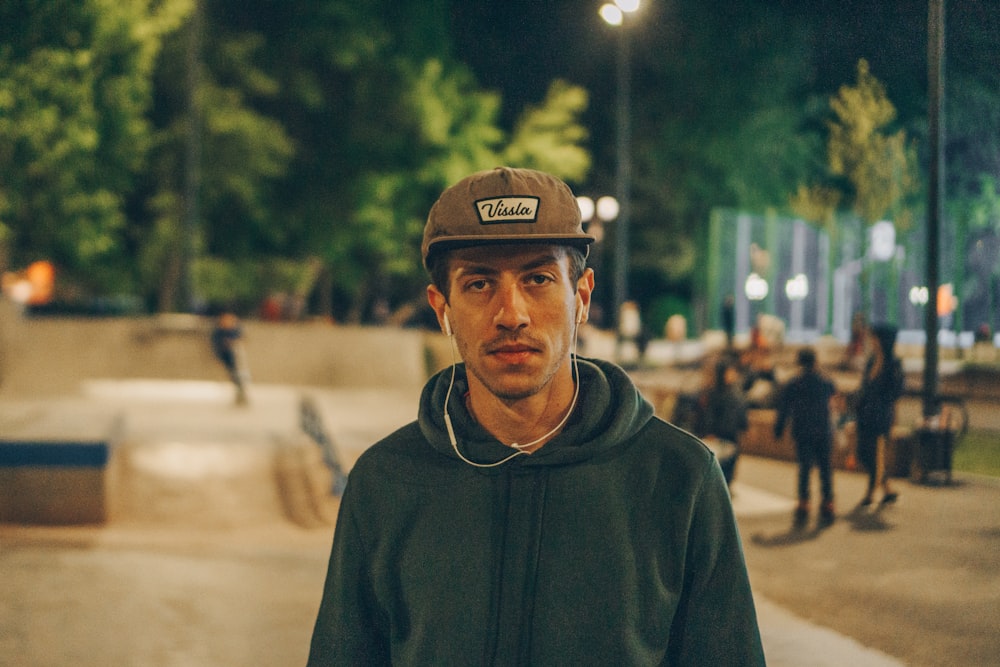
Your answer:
[784,273,809,301]
[596,195,620,221]
[909,285,929,305]
[869,220,897,261]
[745,272,769,301]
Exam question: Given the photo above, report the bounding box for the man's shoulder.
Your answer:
[348,421,424,469]
[357,420,424,455]
[636,417,718,468]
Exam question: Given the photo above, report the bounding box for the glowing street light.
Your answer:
[909,285,929,306]
[785,273,809,301]
[577,195,619,245]
[745,273,769,301]
[599,3,624,25]
[600,0,640,24]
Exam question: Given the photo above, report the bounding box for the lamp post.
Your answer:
[924,0,944,418]
[600,0,639,330]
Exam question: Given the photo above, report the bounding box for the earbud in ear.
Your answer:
[575,297,586,324]
[443,313,453,336]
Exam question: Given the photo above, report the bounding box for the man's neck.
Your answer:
[465,375,577,453]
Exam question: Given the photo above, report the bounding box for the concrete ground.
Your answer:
[2,379,999,666]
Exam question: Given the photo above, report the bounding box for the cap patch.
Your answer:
[475,196,539,225]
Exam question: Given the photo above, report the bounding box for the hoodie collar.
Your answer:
[418,357,654,469]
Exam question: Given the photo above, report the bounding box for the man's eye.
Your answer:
[527,274,553,286]
[467,279,489,291]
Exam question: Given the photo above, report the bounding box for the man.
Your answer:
[210,311,248,405]
[774,347,837,528]
[308,167,764,665]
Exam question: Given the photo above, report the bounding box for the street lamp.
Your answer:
[578,194,619,239]
[600,0,639,332]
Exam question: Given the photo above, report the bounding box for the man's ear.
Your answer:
[575,268,595,322]
[427,284,450,335]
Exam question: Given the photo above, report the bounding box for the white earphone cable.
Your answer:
[443,311,582,468]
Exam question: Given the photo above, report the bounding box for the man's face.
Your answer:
[427,244,593,402]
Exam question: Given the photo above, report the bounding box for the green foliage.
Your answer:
[948,77,1000,197]
[0,0,190,294]
[325,70,591,318]
[193,255,315,310]
[631,1,818,290]
[503,80,590,182]
[789,184,842,233]
[137,1,296,310]
[949,175,1000,236]
[826,59,919,228]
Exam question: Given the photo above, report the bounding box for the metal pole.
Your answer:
[924,0,944,417]
[612,23,631,326]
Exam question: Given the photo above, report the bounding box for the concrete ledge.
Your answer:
[0,440,111,467]
[0,406,121,525]
[0,467,113,525]
[0,310,439,397]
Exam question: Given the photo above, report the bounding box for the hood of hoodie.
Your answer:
[418,356,655,469]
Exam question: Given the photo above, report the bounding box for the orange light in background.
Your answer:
[25,261,55,305]
[936,283,957,317]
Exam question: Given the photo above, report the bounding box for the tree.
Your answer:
[502,80,590,183]
[0,0,190,295]
[606,0,819,329]
[137,3,296,312]
[826,59,919,229]
[214,0,591,322]
[798,59,921,324]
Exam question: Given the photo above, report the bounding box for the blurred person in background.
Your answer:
[210,311,249,405]
[774,347,837,528]
[692,356,748,488]
[855,324,904,507]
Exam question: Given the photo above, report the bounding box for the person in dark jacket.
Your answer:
[307,167,764,665]
[210,311,248,405]
[856,323,905,507]
[774,347,837,527]
[693,357,749,486]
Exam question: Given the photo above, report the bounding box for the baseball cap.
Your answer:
[422,166,595,268]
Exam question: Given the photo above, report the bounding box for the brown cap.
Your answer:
[421,167,595,268]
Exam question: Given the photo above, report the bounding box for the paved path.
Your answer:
[3,380,998,666]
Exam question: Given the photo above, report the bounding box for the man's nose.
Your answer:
[494,284,530,330]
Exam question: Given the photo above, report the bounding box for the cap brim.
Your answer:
[427,234,595,253]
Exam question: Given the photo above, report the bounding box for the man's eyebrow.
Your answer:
[453,253,562,277]
[453,262,499,278]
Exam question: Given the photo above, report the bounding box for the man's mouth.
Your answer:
[487,342,539,362]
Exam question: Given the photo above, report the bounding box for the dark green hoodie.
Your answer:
[308,358,764,666]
